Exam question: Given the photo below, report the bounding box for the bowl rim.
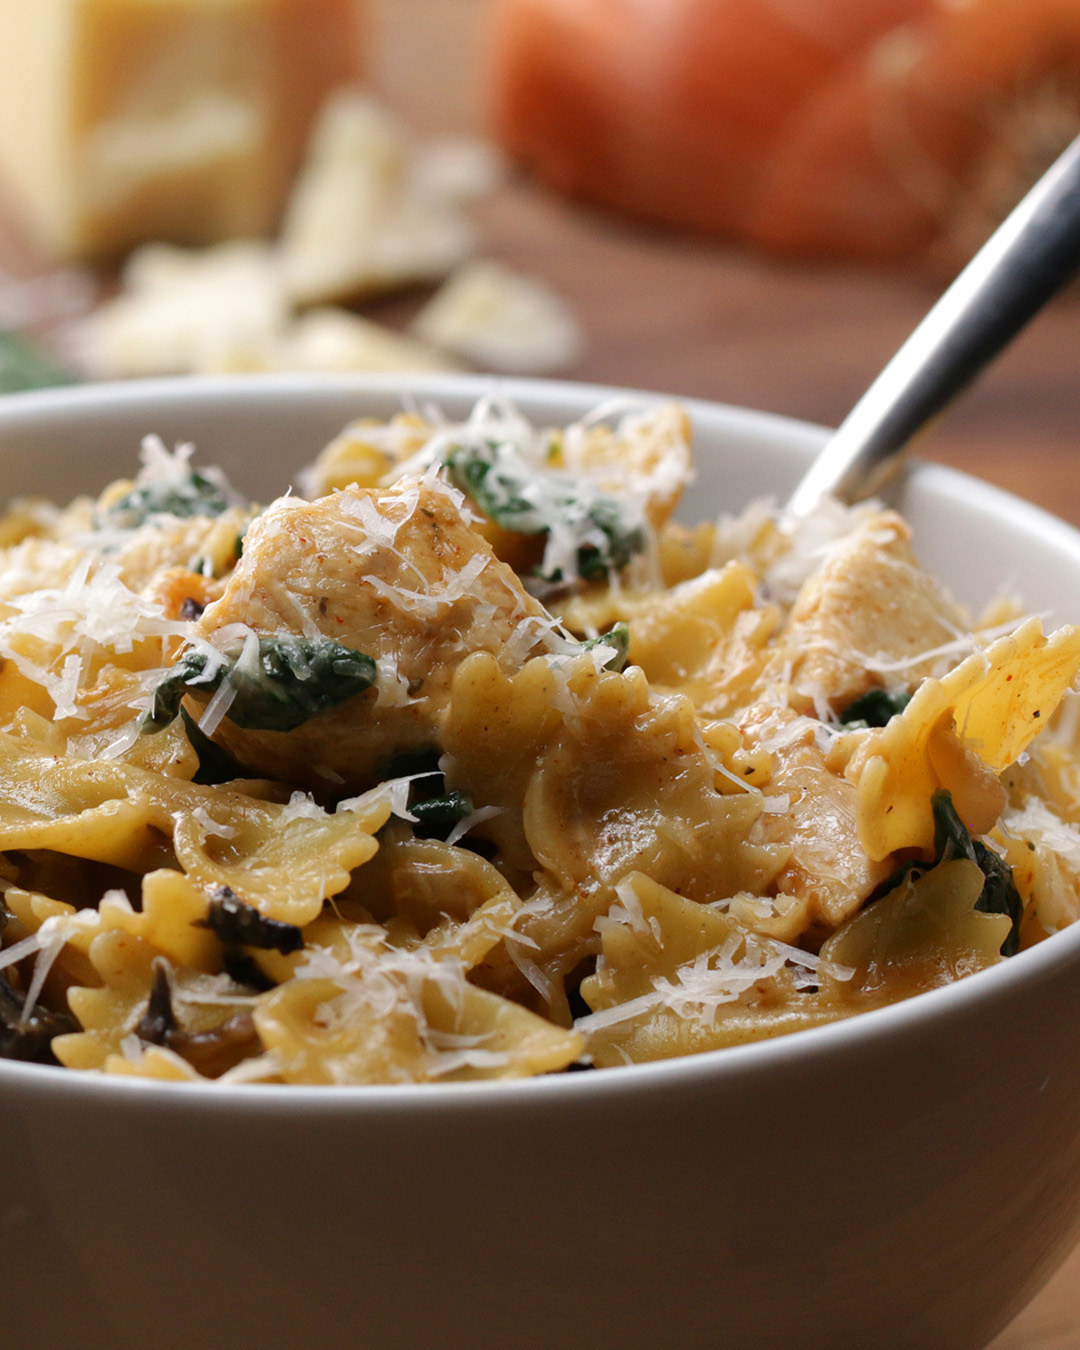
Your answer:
[1,371,1079,1113]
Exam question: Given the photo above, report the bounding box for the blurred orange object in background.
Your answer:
[489,0,1080,270]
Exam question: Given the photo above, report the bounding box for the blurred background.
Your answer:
[0,3,1078,1339]
[0,0,1078,528]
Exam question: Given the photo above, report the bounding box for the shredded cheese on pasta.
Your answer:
[1,397,1078,1084]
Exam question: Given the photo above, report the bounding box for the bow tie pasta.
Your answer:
[1,400,1079,1084]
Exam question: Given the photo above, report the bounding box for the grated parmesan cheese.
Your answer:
[1,391,1072,1088]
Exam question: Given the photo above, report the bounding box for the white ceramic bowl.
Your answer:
[3,375,1080,1350]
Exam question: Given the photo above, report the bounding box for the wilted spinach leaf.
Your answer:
[0,329,77,395]
[377,745,474,841]
[445,441,645,584]
[145,636,377,733]
[179,708,248,785]
[838,687,912,729]
[411,790,473,836]
[930,790,1023,956]
[134,959,260,1071]
[100,466,235,529]
[135,960,179,1045]
[0,973,77,1064]
[581,621,630,672]
[198,888,305,955]
[871,790,1022,956]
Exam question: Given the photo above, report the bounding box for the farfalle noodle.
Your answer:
[1,396,1079,1085]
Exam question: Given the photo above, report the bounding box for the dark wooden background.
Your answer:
[2,3,1079,1343]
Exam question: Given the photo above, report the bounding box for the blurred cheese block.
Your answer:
[0,0,364,260]
[279,91,503,306]
[411,260,581,374]
[77,239,455,377]
[76,239,286,375]
[270,309,458,375]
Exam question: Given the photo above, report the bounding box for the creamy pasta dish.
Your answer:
[1,397,1079,1085]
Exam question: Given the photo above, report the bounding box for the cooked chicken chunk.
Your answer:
[189,475,559,788]
[766,511,967,716]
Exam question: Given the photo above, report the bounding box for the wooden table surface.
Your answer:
[3,2,1080,1345]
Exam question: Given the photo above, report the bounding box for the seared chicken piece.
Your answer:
[766,511,967,716]
[189,475,559,789]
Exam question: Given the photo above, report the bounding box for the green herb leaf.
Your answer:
[135,960,179,1045]
[572,497,644,580]
[581,621,630,672]
[445,441,645,585]
[0,329,78,395]
[930,790,1023,956]
[449,443,538,530]
[180,708,249,785]
[145,636,377,734]
[0,973,78,1064]
[145,652,214,731]
[871,789,1022,956]
[226,637,378,731]
[198,888,304,955]
[101,467,235,529]
[411,790,473,837]
[375,745,474,841]
[838,687,912,729]
[221,951,278,993]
